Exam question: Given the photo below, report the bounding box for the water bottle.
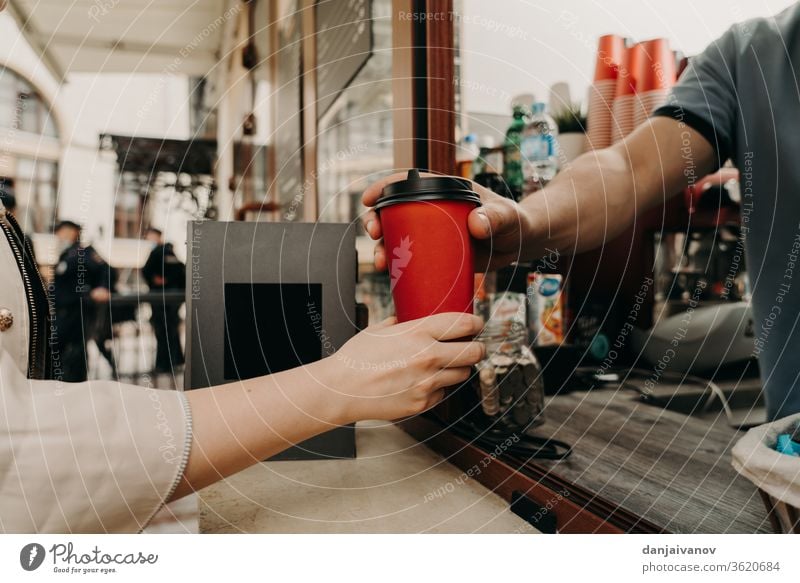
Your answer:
[520,102,559,196]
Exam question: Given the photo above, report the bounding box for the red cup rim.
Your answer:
[375,192,482,211]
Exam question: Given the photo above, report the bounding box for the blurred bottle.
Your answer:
[473,136,514,199]
[520,102,559,197]
[503,104,527,200]
[473,272,494,321]
[527,273,565,346]
[456,133,480,178]
[472,136,502,176]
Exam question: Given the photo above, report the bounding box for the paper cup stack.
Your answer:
[611,43,643,144]
[585,34,624,151]
[633,38,677,128]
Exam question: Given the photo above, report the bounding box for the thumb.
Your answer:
[468,200,515,240]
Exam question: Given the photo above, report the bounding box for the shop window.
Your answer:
[14,157,58,234]
[316,0,393,227]
[233,142,269,207]
[0,67,58,137]
[0,67,60,234]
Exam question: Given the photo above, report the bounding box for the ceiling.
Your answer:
[8,0,231,79]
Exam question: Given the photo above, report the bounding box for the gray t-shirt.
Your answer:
[653,3,800,421]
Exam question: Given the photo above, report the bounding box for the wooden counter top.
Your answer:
[402,386,772,533]
[533,388,770,533]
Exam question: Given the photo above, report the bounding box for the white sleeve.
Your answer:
[0,348,192,533]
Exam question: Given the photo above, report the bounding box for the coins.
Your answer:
[475,353,544,428]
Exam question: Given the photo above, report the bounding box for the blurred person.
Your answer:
[86,245,119,376]
[141,227,185,373]
[52,220,110,382]
[364,4,800,422]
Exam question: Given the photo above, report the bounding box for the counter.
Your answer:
[153,380,768,534]
[197,420,532,533]
[403,382,771,533]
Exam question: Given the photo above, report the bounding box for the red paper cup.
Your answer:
[593,34,625,81]
[634,88,669,126]
[376,170,481,323]
[611,94,635,142]
[637,38,676,92]
[586,79,617,149]
[615,43,644,98]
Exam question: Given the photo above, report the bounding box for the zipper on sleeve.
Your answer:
[0,213,45,378]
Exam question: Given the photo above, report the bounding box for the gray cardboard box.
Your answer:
[185,221,357,460]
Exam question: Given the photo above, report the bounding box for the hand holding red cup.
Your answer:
[370,170,479,322]
[362,170,529,283]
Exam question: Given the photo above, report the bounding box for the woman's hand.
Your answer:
[361,172,532,271]
[176,311,484,497]
[317,312,485,422]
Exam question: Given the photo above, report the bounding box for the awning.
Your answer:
[7,0,234,80]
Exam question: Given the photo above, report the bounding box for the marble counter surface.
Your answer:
[198,421,534,533]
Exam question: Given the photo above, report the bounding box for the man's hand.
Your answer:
[361,172,531,272]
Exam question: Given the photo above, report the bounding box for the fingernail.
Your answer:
[475,209,490,233]
[366,219,374,234]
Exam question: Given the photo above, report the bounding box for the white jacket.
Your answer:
[0,205,192,532]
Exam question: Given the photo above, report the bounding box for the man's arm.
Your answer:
[363,116,717,269]
[87,247,112,302]
[519,116,717,260]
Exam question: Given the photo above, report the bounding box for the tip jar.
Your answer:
[474,320,545,429]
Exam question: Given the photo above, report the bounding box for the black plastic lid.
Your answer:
[374,169,482,211]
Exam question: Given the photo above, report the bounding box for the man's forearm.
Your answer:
[520,146,637,258]
[516,118,715,261]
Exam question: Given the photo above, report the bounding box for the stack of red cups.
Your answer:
[585,34,625,151]
[633,38,677,128]
[611,42,643,144]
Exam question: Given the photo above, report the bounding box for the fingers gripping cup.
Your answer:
[376,170,482,322]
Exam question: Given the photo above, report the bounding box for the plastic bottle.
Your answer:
[473,136,513,200]
[473,136,501,176]
[520,102,559,197]
[456,133,480,178]
[502,104,527,200]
